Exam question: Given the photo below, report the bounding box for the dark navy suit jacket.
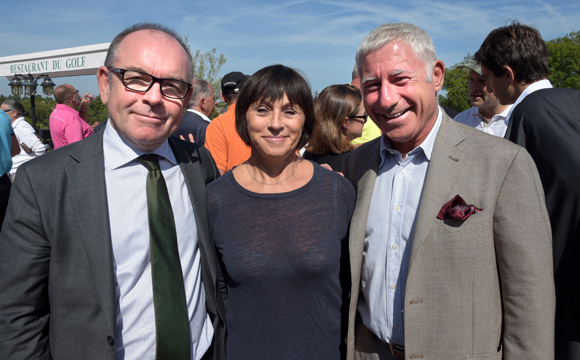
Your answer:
[173,110,210,146]
[505,87,580,360]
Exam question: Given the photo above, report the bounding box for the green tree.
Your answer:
[87,96,109,125]
[547,31,580,90]
[16,95,57,130]
[438,54,472,112]
[183,37,227,115]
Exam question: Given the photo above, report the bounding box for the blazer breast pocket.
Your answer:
[437,212,489,235]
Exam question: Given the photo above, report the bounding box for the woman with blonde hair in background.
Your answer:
[303,84,365,171]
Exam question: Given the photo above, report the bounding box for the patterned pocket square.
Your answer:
[437,195,482,221]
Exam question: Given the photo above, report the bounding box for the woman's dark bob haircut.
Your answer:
[235,64,315,149]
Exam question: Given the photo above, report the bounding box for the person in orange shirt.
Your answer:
[205,72,251,175]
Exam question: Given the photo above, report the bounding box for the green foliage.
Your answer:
[183,36,227,101]
[438,54,472,113]
[547,31,580,90]
[192,48,227,98]
[87,96,109,125]
[212,101,229,119]
[17,95,57,130]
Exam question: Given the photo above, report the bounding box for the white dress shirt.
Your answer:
[505,79,553,125]
[359,108,442,346]
[10,116,45,176]
[103,121,213,360]
[453,105,512,137]
[187,109,211,123]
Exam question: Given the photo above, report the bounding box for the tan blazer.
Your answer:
[343,114,555,360]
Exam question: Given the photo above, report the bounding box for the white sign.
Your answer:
[0,43,110,79]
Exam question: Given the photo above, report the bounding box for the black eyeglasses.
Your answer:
[349,113,368,123]
[108,68,192,100]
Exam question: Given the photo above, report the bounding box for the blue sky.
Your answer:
[1,0,579,98]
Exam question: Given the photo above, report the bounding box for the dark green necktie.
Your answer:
[137,154,190,360]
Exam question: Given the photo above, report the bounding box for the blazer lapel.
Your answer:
[409,115,468,268]
[350,141,381,284]
[65,131,117,335]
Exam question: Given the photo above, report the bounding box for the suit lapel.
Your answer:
[409,115,468,269]
[350,141,381,285]
[65,131,117,335]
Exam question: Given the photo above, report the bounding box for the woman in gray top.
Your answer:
[207,65,355,359]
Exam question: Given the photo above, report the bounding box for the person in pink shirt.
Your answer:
[49,84,94,149]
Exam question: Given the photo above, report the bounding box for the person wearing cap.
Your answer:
[453,61,511,137]
[205,71,251,175]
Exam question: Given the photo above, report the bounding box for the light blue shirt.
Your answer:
[359,108,443,346]
[103,121,213,360]
[0,110,14,175]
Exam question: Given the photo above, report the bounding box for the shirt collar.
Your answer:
[103,119,176,170]
[55,103,80,114]
[379,106,443,167]
[496,104,513,119]
[505,79,552,125]
[187,109,211,122]
[474,104,513,122]
[12,116,26,126]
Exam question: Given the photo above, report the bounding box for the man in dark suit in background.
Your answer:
[0,23,225,360]
[475,21,580,360]
[173,78,217,145]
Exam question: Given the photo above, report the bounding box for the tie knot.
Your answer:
[137,154,161,171]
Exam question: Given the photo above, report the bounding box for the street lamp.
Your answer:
[8,73,56,131]
[40,76,56,96]
[8,75,23,97]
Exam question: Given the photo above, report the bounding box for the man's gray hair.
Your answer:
[355,23,437,82]
[188,79,213,109]
[2,99,27,117]
[352,63,359,81]
[104,22,194,82]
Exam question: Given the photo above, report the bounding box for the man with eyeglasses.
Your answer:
[49,84,94,149]
[0,23,225,360]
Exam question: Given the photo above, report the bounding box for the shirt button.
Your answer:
[390,283,396,289]
[401,169,407,174]
[394,205,400,211]
[393,324,399,329]
[107,336,115,346]
[392,244,398,250]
